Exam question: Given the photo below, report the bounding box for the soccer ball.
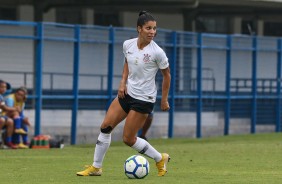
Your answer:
[124,155,150,179]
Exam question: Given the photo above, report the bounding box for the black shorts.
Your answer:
[118,94,154,114]
[0,115,7,121]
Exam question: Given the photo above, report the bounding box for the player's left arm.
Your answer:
[19,103,25,117]
[20,103,31,126]
[160,67,171,111]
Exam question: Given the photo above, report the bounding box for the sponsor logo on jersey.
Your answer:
[143,54,151,63]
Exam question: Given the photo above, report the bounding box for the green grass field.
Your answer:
[1,133,282,184]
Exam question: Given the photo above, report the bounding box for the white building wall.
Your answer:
[232,17,242,34]
[18,5,56,22]
[18,5,34,21]
[24,109,275,144]
[84,8,94,25]
[122,12,183,30]
[0,24,34,88]
[43,8,56,22]
[0,8,278,95]
[257,19,264,36]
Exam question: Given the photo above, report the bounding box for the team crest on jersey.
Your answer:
[143,54,151,63]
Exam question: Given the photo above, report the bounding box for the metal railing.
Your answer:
[1,20,282,144]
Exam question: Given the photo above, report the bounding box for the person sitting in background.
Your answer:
[0,80,17,149]
[5,86,31,149]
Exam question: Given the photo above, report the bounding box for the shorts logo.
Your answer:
[143,54,151,63]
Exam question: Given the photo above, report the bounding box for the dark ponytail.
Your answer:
[137,10,155,27]
[139,10,147,17]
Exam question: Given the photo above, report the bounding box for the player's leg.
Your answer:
[0,117,4,146]
[1,117,17,149]
[125,111,170,176]
[125,110,162,160]
[138,112,153,140]
[12,116,27,148]
[123,110,148,146]
[21,117,30,145]
[77,97,127,176]
[14,116,27,135]
[93,97,127,168]
[18,120,29,149]
[0,117,4,130]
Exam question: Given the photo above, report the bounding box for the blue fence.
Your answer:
[0,20,282,144]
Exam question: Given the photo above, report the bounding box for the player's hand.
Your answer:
[161,100,170,111]
[23,120,31,127]
[118,84,127,99]
[15,106,21,112]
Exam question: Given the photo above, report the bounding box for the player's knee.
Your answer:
[100,126,113,134]
[7,119,13,125]
[123,136,135,147]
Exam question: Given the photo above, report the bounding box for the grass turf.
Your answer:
[1,133,282,184]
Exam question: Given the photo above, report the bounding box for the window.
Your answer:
[195,16,230,34]
[0,7,17,20]
[94,12,120,26]
[241,20,256,35]
[56,7,83,24]
[264,21,282,37]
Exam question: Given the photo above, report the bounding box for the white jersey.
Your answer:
[0,95,4,113]
[123,38,169,103]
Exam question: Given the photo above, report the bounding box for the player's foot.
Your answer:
[17,143,29,149]
[5,142,18,149]
[14,128,27,135]
[156,153,170,176]
[23,142,30,147]
[76,165,102,176]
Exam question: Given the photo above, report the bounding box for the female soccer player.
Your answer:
[5,87,31,149]
[0,80,17,149]
[77,10,171,177]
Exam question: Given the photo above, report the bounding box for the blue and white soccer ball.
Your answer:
[124,155,150,179]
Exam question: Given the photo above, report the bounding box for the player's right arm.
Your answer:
[2,97,20,116]
[118,58,129,98]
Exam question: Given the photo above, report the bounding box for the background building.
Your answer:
[1,0,282,36]
[1,0,282,144]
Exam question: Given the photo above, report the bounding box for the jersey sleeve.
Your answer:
[156,49,169,69]
[5,97,14,107]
